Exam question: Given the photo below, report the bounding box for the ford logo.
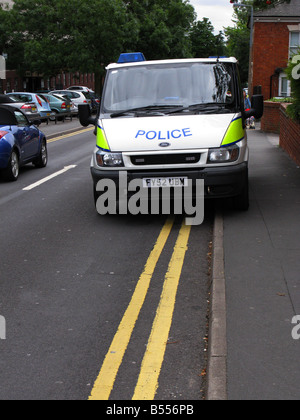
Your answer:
[159,142,171,148]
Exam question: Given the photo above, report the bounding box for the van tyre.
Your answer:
[3,150,19,182]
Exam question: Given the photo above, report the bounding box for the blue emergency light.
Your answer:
[117,52,146,64]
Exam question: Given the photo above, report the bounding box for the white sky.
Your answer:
[189,0,236,34]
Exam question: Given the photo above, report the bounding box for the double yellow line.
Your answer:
[89,218,192,400]
[47,127,93,144]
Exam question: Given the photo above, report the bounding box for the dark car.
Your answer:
[0,105,47,181]
[89,92,101,113]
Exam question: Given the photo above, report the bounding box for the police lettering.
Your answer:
[135,128,192,140]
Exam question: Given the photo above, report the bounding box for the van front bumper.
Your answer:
[91,162,248,199]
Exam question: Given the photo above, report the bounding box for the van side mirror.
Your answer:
[78,104,97,127]
[243,94,264,120]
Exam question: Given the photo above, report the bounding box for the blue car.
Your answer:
[0,105,47,181]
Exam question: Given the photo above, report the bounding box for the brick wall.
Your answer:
[280,104,300,166]
[252,22,292,99]
[261,101,281,133]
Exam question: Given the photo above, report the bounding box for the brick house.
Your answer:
[251,0,300,100]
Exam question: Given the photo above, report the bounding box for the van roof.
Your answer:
[106,57,238,70]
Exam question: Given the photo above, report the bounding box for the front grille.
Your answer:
[130,153,201,166]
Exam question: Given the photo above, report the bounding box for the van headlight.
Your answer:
[96,151,124,167]
[207,145,239,164]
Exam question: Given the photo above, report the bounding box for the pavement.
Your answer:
[208,126,300,400]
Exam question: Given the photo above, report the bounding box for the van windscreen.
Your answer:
[103,62,235,113]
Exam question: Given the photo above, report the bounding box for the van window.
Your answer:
[103,62,235,113]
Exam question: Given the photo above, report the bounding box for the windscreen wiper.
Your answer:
[110,105,184,118]
[167,102,231,115]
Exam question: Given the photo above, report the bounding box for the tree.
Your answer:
[9,0,132,73]
[6,0,134,93]
[189,18,226,58]
[126,0,196,60]
[4,0,197,90]
[224,4,251,85]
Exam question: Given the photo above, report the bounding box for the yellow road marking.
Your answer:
[132,221,191,400]
[47,127,93,143]
[89,217,175,401]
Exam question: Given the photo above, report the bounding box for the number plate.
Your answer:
[143,177,188,188]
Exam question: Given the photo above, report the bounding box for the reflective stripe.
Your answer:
[96,125,110,152]
[221,116,245,147]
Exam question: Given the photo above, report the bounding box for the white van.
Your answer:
[79,53,263,212]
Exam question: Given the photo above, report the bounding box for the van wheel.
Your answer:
[233,180,249,211]
[3,150,19,181]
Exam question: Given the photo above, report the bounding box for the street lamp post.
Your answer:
[233,3,254,48]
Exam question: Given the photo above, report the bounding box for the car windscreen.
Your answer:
[102,62,236,113]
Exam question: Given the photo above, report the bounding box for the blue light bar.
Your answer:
[117,52,146,64]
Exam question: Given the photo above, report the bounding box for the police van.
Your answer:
[79,53,263,212]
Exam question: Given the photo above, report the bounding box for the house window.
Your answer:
[279,72,291,97]
[290,31,300,57]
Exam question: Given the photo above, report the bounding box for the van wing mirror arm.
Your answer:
[78,104,97,127]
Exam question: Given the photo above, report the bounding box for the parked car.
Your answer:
[0,94,40,123]
[66,85,94,93]
[89,92,101,113]
[7,92,55,121]
[0,105,47,181]
[38,93,73,121]
[50,90,92,113]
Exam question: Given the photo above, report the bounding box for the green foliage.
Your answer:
[125,0,196,60]
[7,0,131,76]
[189,18,226,58]
[224,25,250,85]
[267,97,293,102]
[285,52,300,122]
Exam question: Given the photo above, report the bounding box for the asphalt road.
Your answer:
[0,126,213,400]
